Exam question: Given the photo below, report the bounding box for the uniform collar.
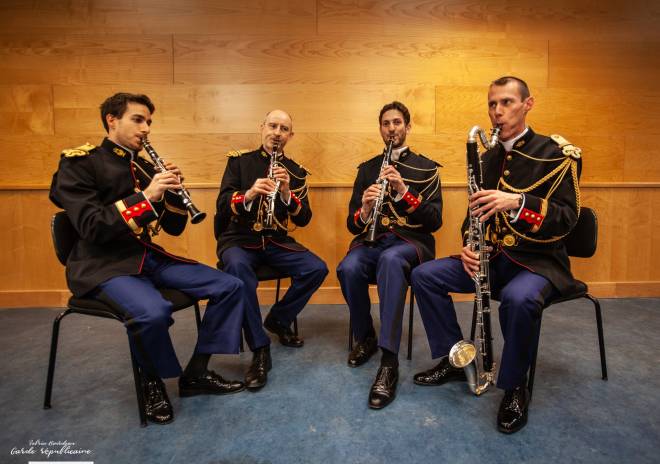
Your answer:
[502,127,535,152]
[102,138,135,160]
[260,145,284,160]
[390,145,409,162]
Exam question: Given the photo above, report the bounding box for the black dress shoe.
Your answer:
[348,337,378,367]
[179,370,245,397]
[263,313,304,348]
[497,386,530,434]
[413,356,467,386]
[245,346,272,391]
[143,378,174,425]
[368,366,398,409]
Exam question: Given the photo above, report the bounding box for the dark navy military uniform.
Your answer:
[411,128,582,389]
[49,138,245,378]
[337,147,443,353]
[215,147,328,350]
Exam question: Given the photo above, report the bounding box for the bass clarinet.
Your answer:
[448,125,500,395]
[364,138,394,245]
[141,137,206,224]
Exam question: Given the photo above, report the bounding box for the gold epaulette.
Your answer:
[550,134,582,160]
[226,149,250,158]
[61,142,96,158]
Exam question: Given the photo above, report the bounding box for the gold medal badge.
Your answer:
[252,222,263,232]
[502,234,516,247]
[381,217,391,226]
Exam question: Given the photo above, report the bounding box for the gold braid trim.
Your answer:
[383,202,423,228]
[499,157,572,193]
[511,149,565,163]
[499,159,581,244]
[284,164,309,180]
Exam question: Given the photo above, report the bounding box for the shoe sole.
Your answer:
[147,416,174,425]
[497,418,528,434]
[413,376,467,386]
[368,396,396,410]
[179,385,246,398]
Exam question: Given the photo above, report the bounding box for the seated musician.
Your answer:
[411,76,582,434]
[215,109,328,391]
[337,101,443,409]
[49,93,247,425]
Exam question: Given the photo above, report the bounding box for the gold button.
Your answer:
[503,170,510,176]
[506,155,512,161]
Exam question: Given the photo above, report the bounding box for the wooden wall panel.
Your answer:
[549,41,660,90]
[0,35,173,85]
[318,0,660,40]
[1,0,659,305]
[0,85,53,135]
[173,35,547,86]
[53,84,437,135]
[0,1,317,35]
[435,86,660,137]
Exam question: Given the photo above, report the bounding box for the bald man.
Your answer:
[215,110,328,390]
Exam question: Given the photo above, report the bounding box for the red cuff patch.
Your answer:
[520,208,544,226]
[121,201,153,221]
[354,209,363,225]
[231,192,245,204]
[402,191,421,211]
[291,192,301,206]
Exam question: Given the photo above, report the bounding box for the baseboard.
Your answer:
[1,281,659,308]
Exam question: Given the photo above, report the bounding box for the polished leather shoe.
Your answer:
[143,378,173,425]
[368,366,398,409]
[179,370,245,397]
[497,385,530,434]
[245,346,272,391]
[348,337,378,367]
[263,313,304,348]
[413,356,467,386]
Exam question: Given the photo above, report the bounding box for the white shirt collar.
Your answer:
[501,127,529,152]
[390,146,408,162]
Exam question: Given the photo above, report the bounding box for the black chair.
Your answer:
[44,211,202,427]
[348,286,416,361]
[470,206,607,397]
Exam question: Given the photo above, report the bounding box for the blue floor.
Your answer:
[1,299,659,464]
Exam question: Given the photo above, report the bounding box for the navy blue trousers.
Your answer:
[411,253,557,390]
[336,233,419,354]
[95,250,245,379]
[221,243,328,351]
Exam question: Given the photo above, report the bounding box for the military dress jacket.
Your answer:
[215,147,312,266]
[49,138,192,297]
[464,127,582,296]
[346,148,443,263]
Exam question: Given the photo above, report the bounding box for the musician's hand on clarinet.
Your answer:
[272,166,291,199]
[245,178,277,202]
[162,161,184,183]
[380,165,406,195]
[360,184,382,218]
[469,190,521,222]
[460,245,480,277]
[144,171,182,202]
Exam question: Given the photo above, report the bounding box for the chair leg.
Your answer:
[194,302,202,330]
[586,293,608,381]
[407,289,414,361]
[44,308,74,409]
[130,353,148,427]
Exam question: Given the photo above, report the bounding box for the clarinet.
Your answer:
[448,125,500,395]
[263,141,281,232]
[364,139,394,245]
[141,137,206,224]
